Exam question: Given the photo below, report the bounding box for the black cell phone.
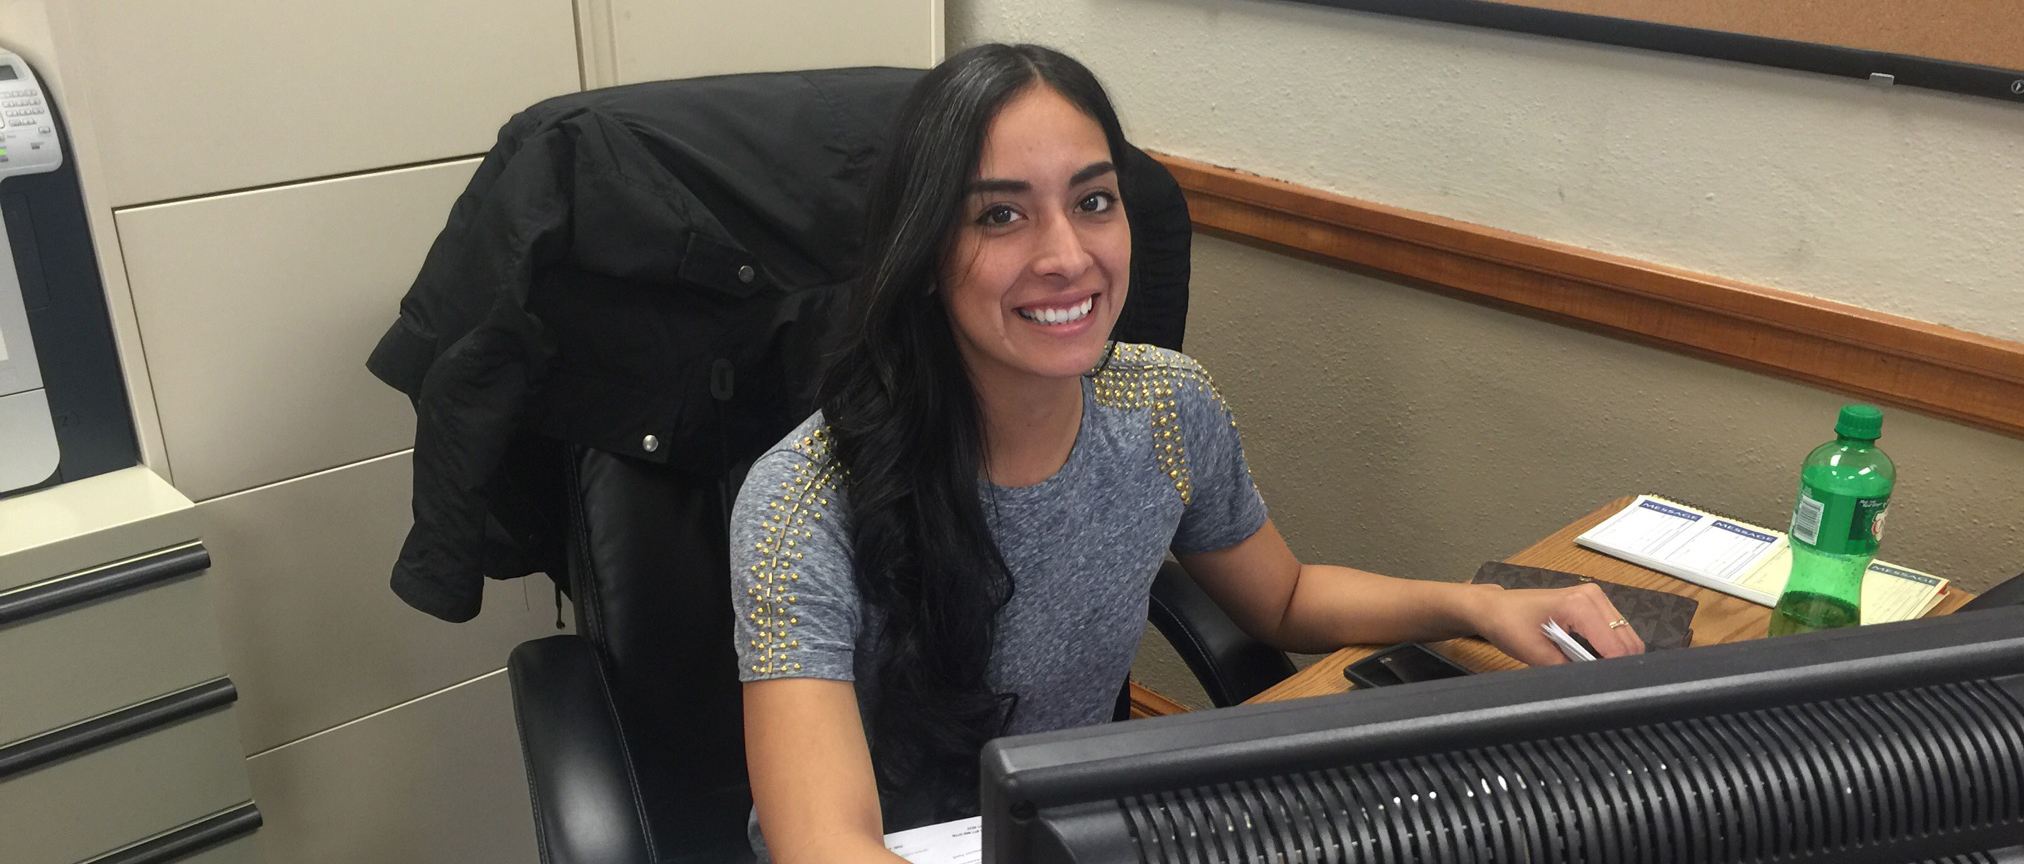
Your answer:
[1343,642,1473,689]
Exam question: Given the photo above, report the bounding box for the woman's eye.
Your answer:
[977,205,1021,226]
[1078,191,1118,213]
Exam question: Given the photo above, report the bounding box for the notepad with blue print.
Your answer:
[1574,495,1947,624]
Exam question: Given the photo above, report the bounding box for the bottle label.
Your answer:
[1857,499,1888,544]
[1792,485,1888,555]
[1792,492,1825,546]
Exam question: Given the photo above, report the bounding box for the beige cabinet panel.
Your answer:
[116,160,476,502]
[0,568,226,745]
[0,466,197,594]
[0,710,251,864]
[598,0,940,84]
[247,671,536,864]
[199,451,567,754]
[66,0,578,206]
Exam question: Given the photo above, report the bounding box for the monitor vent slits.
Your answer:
[1119,680,2024,863]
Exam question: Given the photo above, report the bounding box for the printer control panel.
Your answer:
[0,60,61,177]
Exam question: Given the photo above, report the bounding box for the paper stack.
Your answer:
[1543,619,1598,662]
[885,816,981,864]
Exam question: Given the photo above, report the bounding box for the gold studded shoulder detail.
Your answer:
[745,425,844,677]
[1090,344,1240,506]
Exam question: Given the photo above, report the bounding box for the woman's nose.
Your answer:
[1030,211,1094,279]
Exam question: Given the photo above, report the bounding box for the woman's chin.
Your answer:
[1053,341,1117,378]
[991,344,1113,385]
[965,319,1120,387]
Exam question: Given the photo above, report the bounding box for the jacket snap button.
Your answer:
[642,435,660,453]
[736,265,756,284]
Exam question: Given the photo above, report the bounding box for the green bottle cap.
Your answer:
[1835,404,1883,439]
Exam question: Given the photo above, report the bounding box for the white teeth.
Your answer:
[1018,296,1095,325]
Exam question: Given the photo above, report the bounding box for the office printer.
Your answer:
[0,47,135,495]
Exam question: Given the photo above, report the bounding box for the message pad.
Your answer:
[1576,495,1947,623]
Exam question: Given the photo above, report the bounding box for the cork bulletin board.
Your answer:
[1301,0,2024,103]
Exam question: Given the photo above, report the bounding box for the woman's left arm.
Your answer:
[1175,519,1644,665]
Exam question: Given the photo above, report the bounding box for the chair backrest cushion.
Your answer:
[566,447,752,851]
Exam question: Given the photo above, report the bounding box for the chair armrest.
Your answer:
[1960,571,2024,613]
[1146,560,1297,707]
[509,635,655,864]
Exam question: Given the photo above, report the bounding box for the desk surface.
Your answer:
[1246,494,1976,704]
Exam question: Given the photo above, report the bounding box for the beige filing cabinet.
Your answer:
[0,468,262,864]
[0,2,939,860]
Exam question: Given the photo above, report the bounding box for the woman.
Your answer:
[731,43,1642,864]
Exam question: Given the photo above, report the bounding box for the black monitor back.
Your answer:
[981,605,2024,863]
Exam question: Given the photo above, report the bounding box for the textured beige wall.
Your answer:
[949,0,2024,341]
[942,0,2024,706]
[1186,235,2024,593]
[1135,237,2024,707]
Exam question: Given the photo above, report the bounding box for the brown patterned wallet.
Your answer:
[1471,561,1698,651]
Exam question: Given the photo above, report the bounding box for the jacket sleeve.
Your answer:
[367,108,546,399]
[375,112,579,622]
[371,107,746,622]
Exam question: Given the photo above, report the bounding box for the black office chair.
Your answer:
[482,70,1295,864]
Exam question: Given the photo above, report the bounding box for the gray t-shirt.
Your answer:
[729,344,1268,833]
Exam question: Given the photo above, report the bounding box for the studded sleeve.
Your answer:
[1158,353,1269,556]
[729,422,861,682]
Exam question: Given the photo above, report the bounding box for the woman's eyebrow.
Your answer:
[967,161,1118,196]
[968,178,1029,195]
[1070,161,1116,187]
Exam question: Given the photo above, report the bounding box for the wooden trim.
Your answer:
[1127,680,1191,718]
[1287,0,2024,106]
[1152,152,2024,441]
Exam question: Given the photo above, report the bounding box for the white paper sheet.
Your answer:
[885,816,982,864]
[1543,619,1597,662]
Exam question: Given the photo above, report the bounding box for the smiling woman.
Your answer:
[941,83,1130,478]
[729,42,1648,864]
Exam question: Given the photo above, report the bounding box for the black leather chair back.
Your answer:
[564,449,751,853]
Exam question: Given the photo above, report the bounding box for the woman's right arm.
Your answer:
[745,677,908,864]
[733,433,900,862]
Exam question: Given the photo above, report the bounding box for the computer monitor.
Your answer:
[981,604,2024,863]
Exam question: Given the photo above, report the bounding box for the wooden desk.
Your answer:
[1246,494,1976,704]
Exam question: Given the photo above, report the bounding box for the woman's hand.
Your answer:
[1464,583,1645,666]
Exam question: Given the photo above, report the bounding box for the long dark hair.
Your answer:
[816,43,1131,825]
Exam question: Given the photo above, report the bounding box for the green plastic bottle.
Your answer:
[1769,405,1894,637]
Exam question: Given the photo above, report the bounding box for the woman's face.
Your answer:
[941,84,1130,395]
